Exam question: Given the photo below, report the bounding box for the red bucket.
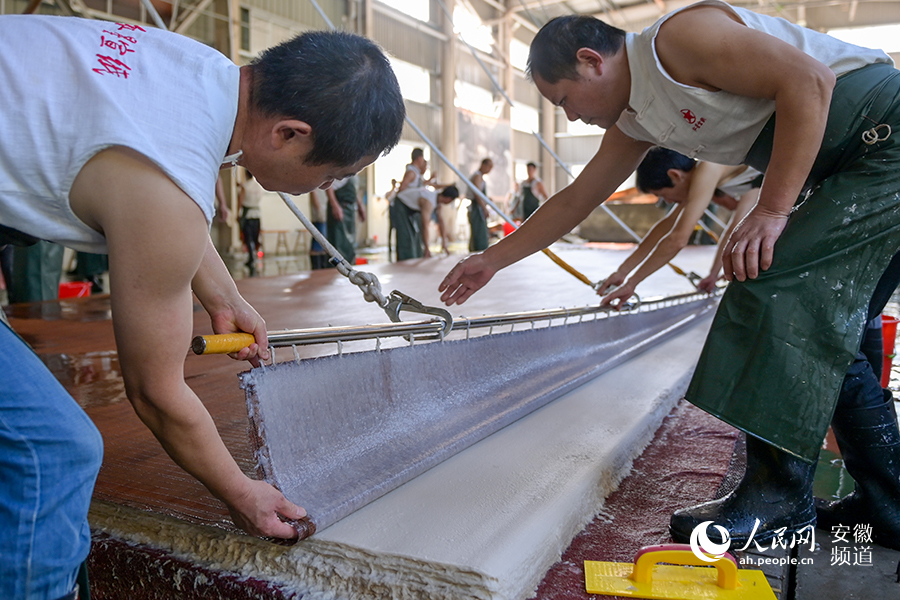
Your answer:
[881,315,899,387]
[59,281,91,299]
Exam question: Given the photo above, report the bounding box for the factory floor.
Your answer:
[4,239,900,599]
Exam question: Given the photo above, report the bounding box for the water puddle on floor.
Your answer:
[40,351,127,409]
[814,446,856,501]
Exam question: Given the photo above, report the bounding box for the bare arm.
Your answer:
[534,180,549,202]
[440,126,652,305]
[70,148,305,539]
[600,162,727,304]
[215,176,230,223]
[656,5,835,281]
[356,189,367,222]
[594,207,680,294]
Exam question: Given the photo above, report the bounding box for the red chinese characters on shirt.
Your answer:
[680,108,708,132]
[93,23,146,79]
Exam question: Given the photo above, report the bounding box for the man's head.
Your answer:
[527,16,629,130]
[480,158,493,174]
[438,185,460,204]
[411,147,427,173]
[636,147,696,204]
[249,30,404,169]
[527,16,625,85]
[526,162,537,177]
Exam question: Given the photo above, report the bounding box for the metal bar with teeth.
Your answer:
[192,290,716,356]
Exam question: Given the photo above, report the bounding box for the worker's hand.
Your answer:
[599,280,637,309]
[722,208,788,282]
[215,205,230,224]
[595,271,625,296]
[208,297,270,367]
[697,273,721,293]
[225,477,307,539]
[439,253,496,305]
[332,204,344,222]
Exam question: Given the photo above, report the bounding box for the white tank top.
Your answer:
[397,188,437,211]
[0,15,239,253]
[405,164,425,189]
[616,0,892,165]
[718,166,761,198]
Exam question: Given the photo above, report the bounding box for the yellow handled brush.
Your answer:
[191,333,256,355]
[584,544,776,599]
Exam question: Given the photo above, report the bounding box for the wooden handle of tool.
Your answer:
[540,248,594,287]
[191,333,257,355]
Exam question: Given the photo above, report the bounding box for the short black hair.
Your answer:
[635,147,696,193]
[526,162,537,169]
[527,15,626,84]
[250,30,405,168]
[440,185,460,199]
[411,148,424,162]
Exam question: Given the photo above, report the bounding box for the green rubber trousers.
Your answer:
[687,63,900,462]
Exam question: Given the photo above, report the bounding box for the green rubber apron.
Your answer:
[686,62,900,462]
[468,201,489,252]
[327,183,358,263]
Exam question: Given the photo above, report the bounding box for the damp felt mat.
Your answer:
[241,297,717,534]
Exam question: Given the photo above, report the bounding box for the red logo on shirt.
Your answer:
[681,109,707,132]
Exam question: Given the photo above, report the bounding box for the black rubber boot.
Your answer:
[816,390,900,551]
[670,435,817,546]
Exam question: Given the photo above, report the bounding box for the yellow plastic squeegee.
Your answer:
[584,544,776,600]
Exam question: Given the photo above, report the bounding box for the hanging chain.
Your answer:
[277,192,390,307]
[276,192,452,335]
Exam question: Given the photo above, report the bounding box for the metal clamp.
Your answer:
[383,290,454,339]
[591,279,609,293]
[620,293,642,312]
[685,271,703,289]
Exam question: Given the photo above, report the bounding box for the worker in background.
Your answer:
[440,2,900,550]
[326,174,365,265]
[467,157,494,252]
[0,18,404,600]
[511,161,549,222]
[595,148,760,300]
[392,185,460,259]
[397,147,429,194]
[238,171,264,276]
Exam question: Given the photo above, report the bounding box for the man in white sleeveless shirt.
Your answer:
[440,0,900,551]
[596,147,761,299]
[0,16,404,600]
